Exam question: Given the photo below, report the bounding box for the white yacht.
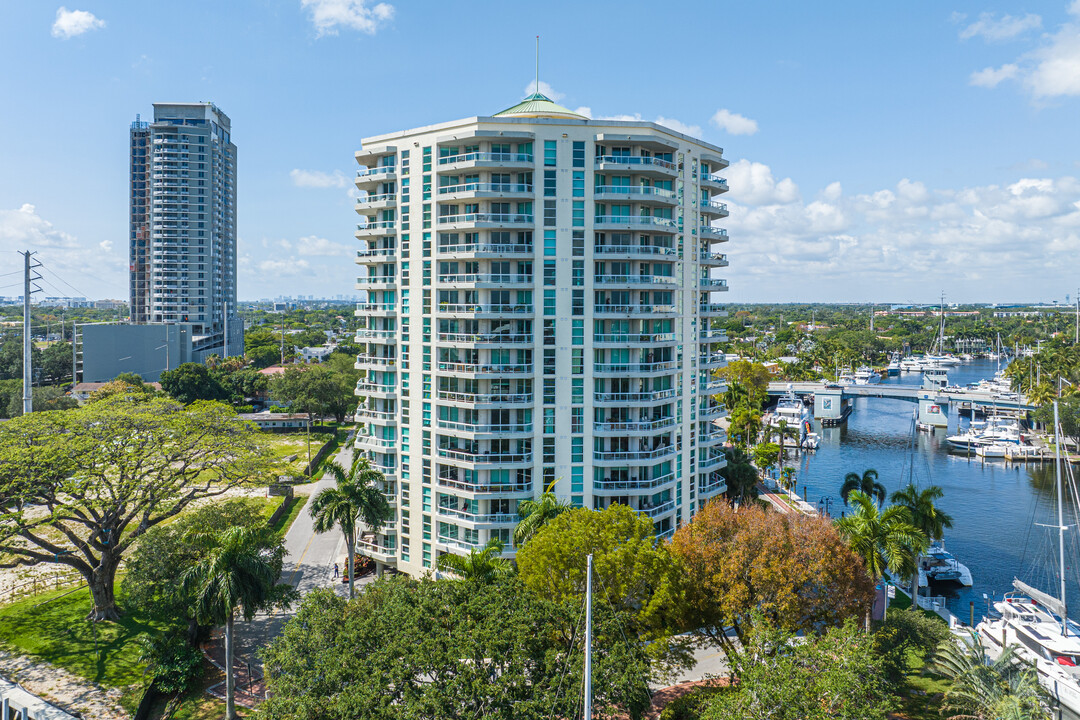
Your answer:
[975,443,1009,459]
[769,386,810,429]
[946,418,1021,453]
[887,353,901,376]
[854,366,880,385]
[917,543,973,587]
[801,432,820,450]
[900,355,926,372]
[977,404,1080,715]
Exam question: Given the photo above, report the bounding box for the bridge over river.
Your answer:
[766,380,1034,428]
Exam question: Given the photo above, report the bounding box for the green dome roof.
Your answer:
[494,92,587,120]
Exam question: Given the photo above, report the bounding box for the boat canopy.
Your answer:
[1015,578,1067,618]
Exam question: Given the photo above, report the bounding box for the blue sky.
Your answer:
[1,0,1078,303]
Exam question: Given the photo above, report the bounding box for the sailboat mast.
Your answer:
[584,553,593,719]
[1055,401,1068,636]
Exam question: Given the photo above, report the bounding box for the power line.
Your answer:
[36,261,91,300]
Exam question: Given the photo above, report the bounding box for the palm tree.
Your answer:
[437,537,513,582]
[840,468,887,506]
[182,526,292,720]
[309,454,392,598]
[890,483,955,600]
[834,490,928,630]
[514,479,572,546]
[772,418,801,468]
[780,466,797,494]
[933,632,1050,719]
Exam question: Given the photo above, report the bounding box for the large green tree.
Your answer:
[0,393,272,620]
[183,525,294,720]
[273,363,357,424]
[40,342,72,384]
[159,362,231,404]
[259,578,652,720]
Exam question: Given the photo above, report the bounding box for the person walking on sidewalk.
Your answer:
[333,562,339,579]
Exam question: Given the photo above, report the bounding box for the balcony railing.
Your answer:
[437,420,533,434]
[436,476,533,494]
[702,173,727,188]
[594,389,676,403]
[356,193,397,205]
[437,273,533,284]
[356,276,397,286]
[439,243,533,255]
[701,200,728,213]
[594,304,677,315]
[355,302,397,313]
[639,499,676,519]
[594,361,678,374]
[699,472,727,495]
[699,304,726,314]
[436,506,519,524]
[699,404,725,419]
[439,182,533,195]
[437,448,533,464]
[595,156,677,171]
[438,152,534,165]
[356,382,397,395]
[436,362,533,374]
[699,453,726,470]
[355,355,397,368]
[356,166,396,179]
[594,445,676,462]
[699,252,728,265]
[356,328,397,340]
[356,247,396,259]
[355,407,397,422]
[594,417,676,432]
[437,391,533,404]
[593,472,675,491]
[593,244,678,257]
[437,213,534,225]
[356,434,397,450]
[593,332,676,344]
[438,332,532,344]
[699,227,728,239]
[439,304,534,314]
[594,185,676,200]
[594,215,677,230]
[593,274,676,285]
[700,279,728,290]
[356,221,395,232]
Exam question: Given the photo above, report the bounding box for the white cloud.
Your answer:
[710,109,759,136]
[573,106,593,119]
[301,0,393,37]
[965,4,1080,99]
[51,7,105,39]
[290,168,347,188]
[970,63,1019,87]
[295,235,349,256]
[655,116,703,137]
[959,12,1041,42]
[723,164,1080,301]
[523,81,564,101]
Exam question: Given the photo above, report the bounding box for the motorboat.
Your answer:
[917,543,973,586]
[975,443,1009,459]
[900,355,926,372]
[854,366,880,385]
[977,406,1080,713]
[836,368,857,386]
[887,352,901,376]
[768,386,810,429]
[801,432,820,450]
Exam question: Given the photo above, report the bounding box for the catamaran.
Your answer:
[977,402,1080,714]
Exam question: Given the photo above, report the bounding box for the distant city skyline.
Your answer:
[1,1,1079,303]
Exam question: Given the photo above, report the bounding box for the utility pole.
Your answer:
[19,251,41,414]
[583,553,593,720]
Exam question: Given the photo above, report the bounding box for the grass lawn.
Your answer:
[271,495,308,536]
[0,584,165,690]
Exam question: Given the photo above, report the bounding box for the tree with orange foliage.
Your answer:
[668,500,874,660]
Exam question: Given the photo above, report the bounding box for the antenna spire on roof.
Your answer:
[535,35,540,96]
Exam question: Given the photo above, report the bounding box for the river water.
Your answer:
[789,359,1080,623]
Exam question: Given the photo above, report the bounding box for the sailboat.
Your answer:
[976,402,1080,714]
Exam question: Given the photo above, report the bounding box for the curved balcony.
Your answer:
[356,247,396,263]
[437,391,533,407]
[593,332,676,346]
[356,276,397,290]
[699,226,728,242]
[438,303,534,318]
[594,361,678,376]
[594,155,678,177]
[593,417,676,435]
[355,354,398,371]
[699,328,727,343]
[699,452,727,471]
[436,420,533,437]
[436,475,533,497]
[437,213,534,230]
[593,472,676,494]
[355,302,397,317]
[593,389,676,405]
[699,428,726,447]
[438,182,534,200]
[593,274,677,286]
[593,185,678,205]
[355,193,397,210]
[594,215,677,233]
[438,242,533,258]
[699,403,725,420]
[699,199,728,218]
[699,304,726,317]
[639,499,677,520]
[355,166,397,187]
[700,377,726,395]
[699,471,727,497]
[436,273,533,288]
[435,362,533,377]
[594,303,677,317]
[355,433,397,452]
[437,332,533,346]
[436,506,519,528]
[355,328,397,344]
[699,252,728,267]
[700,278,728,291]
[437,152,534,170]
[355,220,396,238]
[702,173,728,192]
[355,381,397,399]
[593,444,677,465]
[593,243,679,259]
[355,536,396,565]
[436,448,533,468]
[355,407,398,425]
[699,352,725,369]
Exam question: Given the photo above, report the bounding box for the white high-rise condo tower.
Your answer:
[352,91,729,575]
